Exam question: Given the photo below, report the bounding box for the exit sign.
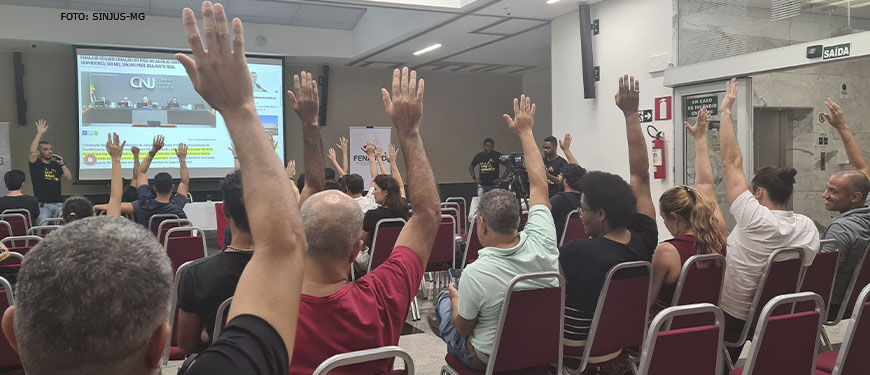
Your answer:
[823,43,851,60]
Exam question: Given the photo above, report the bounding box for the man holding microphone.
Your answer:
[28,119,72,220]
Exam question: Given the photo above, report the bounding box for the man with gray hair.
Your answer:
[3,4,310,375]
[821,99,870,319]
[433,95,560,372]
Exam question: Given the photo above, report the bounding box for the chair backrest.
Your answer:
[728,247,805,346]
[741,292,825,375]
[637,303,724,375]
[0,252,24,269]
[312,346,415,375]
[164,227,207,274]
[2,209,31,227]
[0,277,18,368]
[666,253,726,330]
[461,215,483,268]
[368,218,406,273]
[163,261,193,365]
[0,221,13,241]
[215,202,227,250]
[27,225,60,238]
[212,296,233,340]
[427,215,456,269]
[158,219,193,246]
[577,261,652,372]
[559,210,586,246]
[148,214,179,236]
[0,214,29,237]
[796,240,839,314]
[442,202,464,234]
[830,283,870,375]
[445,197,467,234]
[441,207,460,235]
[487,272,565,374]
[837,241,870,323]
[1,235,42,256]
[38,217,63,226]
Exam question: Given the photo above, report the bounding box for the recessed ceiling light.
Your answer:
[546,0,562,4]
[413,43,442,56]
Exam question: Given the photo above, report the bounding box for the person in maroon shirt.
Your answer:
[290,67,441,374]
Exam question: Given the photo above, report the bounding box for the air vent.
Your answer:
[771,0,801,21]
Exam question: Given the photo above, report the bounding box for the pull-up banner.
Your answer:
[349,126,392,190]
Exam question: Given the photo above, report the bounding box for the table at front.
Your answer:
[183,201,219,231]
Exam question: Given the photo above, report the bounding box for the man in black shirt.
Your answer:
[543,135,568,197]
[28,119,72,220]
[134,135,189,227]
[550,133,586,242]
[469,138,509,195]
[0,170,40,224]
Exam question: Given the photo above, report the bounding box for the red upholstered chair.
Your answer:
[461,215,483,268]
[797,240,839,349]
[441,207,461,236]
[729,292,825,375]
[442,272,565,375]
[815,283,870,375]
[0,221,13,243]
[0,214,28,238]
[164,227,207,274]
[158,219,193,247]
[1,209,32,228]
[215,202,227,250]
[825,242,870,328]
[446,197,467,234]
[1,235,42,256]
[559,210,586,246]
[212,296,233,340]
[148,214,179,237]
[564,261,652,374]
[665,253,726,330]
[163,261,193,365]
[427,215,457,272]
[27,225,59,238]
[38,218,63,226]
[637,303,724,375]
[0,277,20,371]
[0,252,24,269]
[368,218,406,273]
[724,247,804,368]
[314,346,414,375]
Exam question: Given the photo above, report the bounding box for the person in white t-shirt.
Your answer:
[716,78,820,365]
[341,173,377,213]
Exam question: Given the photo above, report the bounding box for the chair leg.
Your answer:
[820,328,832,352]
[723,347,734,372]
[411,297,421,321]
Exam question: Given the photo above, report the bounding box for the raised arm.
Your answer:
[363,139,379,183]
[685,107,728,236]
[718,78,748,205]
[825,99,870,180]
[130,146,141,186]
[176,2,305,354]
[384,67,440,264]
[375,144,388,175]
[106,133,126,217]
[135,135,164,188]
[337,137,349,176]
[327,148,346,176]
[615,75,655,220]
[288,71,325,205]
[29,119,47,164]
[505,95,549,209]
[386,144,406,198]
[176,143,190,198]
[559,133,581,165]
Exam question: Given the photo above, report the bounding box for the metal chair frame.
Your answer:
[314,346,415,375]
[637,303,725,375]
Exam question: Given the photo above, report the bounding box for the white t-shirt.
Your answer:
[721,191,820,320]
[354,188,378,214]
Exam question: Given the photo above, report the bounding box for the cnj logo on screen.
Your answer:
[130,76,156,89]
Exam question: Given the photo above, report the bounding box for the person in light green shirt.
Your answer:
[433,94,559,371]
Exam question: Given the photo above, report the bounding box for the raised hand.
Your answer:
[175,2,254,115]
[287,71,319,126]
[328,148,337,161]
[36,119,48,134]
[615,75,640,114]
[286,159,296,178]
[721,78,738,111]
[363,138,377,156]
[105,133,126,161]
[267,133,278,150]
[824,98,846,129]
[151,135,165,154]
[131,146,140,157]
[503,95,536,135]
[375,144,383,159]
[387,144,399,163]
[337,137,348,153]
[382,67,424,133]
[685,107,712,140]
[51,154,64,164]
[560,133,572,152]
[176,143,188,161]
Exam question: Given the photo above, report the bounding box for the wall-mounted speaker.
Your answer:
[579,3,596,99]
[13,52,27,125]
[319,64,329,126]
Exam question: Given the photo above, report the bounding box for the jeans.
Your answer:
[435,290,484,371]
[38,202,62,223]
[478,184,499,196]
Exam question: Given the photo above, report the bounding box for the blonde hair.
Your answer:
[659,186,725,256]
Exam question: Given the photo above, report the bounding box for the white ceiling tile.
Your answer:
[71,0,147,6]
[149,0,209,12]
[148,8,184,18]
[472,18,545,35]
[295,3,366,24]
[290,18,357,30]
[227,0,299,18]
[0,0,67,7]
[473,0,591,20]
[68,1,146,12]
[230,14,294,25]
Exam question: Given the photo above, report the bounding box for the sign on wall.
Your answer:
[823,43,851,61]
[638,109,653,123]
[685,96,719,118]
[655,96,672,121]
[349,126,392,190]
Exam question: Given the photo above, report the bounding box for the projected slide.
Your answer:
[76,48,284,180]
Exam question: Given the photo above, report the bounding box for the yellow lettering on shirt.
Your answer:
[479,160,495,174]
[43,168,60,182]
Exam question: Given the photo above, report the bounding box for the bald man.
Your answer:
[821,99,870,319]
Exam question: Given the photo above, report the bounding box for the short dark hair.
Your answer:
[751,166,797,205]
[38,141,50,147]
[840,170,870,202]
[4,170,25,190]
[121,186,138,202]
[342,174,364,195]
[483,138,494,145]
[296,173,305,191]
[325,180,342,191]
[544,136,558,145]
[221,171,249,233]
[152,172,173,195]
[477,189,520,235]
[325,168,336,181]
[62,196,94,224]
[562,164,587,191]
[578,171,637,228]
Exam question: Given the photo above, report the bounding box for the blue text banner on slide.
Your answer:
[76,47,285,181]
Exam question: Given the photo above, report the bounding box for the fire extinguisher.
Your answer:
[648,125,666,180]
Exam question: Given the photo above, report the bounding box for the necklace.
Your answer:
[226,245,255,253]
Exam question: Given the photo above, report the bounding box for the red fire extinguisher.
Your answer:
[652,137,666,180]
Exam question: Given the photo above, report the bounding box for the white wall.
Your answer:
[551,0,674,239]
[522,67,553,142]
